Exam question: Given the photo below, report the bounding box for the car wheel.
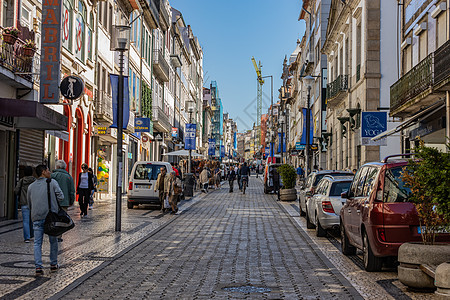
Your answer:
[306,207,315,229]
[315,214,327,237]
[299,199,306,216]
[264,185,268,194]
[127,202,134,209]
[363,231,383,272]
[340,222,356,255]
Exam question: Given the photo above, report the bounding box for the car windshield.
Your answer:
[313,173,352,186]
[330,181,352,196]
[384,166,411,203]
[134,164,165,180]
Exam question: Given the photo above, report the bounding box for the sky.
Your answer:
[169,0,306,132]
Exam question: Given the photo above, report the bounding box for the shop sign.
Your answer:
[361,112,387,146]
[135,118,151,132]
[40,0,63,104]
[172,127,178,138]
[60,75,84,100]
[94,126,109,135]
[295,142,305,150]
[154,132,163,141]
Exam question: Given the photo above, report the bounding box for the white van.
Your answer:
[127,161,173,209]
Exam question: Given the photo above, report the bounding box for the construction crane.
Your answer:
[251,57,264,129]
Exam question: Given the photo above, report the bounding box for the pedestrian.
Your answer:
[51,160,76,242]
[228,168,236,193]
[199,167,210,193]
[14,166,36,243]
[174,162,182,180]
[168,171,181,214]
[87,168,97,210]
[77,163,94,217]
[296,165,304,182]
[154,167,168,212]
[237,164,242,190]
[214,165,221,188]
[27,164,64,276]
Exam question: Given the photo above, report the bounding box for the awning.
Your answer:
[162,149,204,157]
[372,100,445,141]
[0,98,67,130]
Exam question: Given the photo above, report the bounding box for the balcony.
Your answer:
[138,0,159,29]
[153,49,169,82]
[158,0,170,31]
[94,90,113,124]
[152,105,171,132]
[0,28,35,87]
[434,39,450,88]
[326,75,348,107]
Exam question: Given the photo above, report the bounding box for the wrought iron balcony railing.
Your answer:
[152,49,169,82]
[434,39,450,86]
[390,54,433,111]
[0,27,35,82]
[326,74,348,100]
[152,105,171,131]
[94,90,113,123]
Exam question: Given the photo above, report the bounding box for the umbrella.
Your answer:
[162,149,204,157]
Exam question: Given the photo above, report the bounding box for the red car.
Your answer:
[340,154,449,272]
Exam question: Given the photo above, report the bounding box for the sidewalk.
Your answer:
[0,189,206,299]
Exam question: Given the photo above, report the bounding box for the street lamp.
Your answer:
[302,75,315,176]
[186,99,195,172]
[279,112,285,164]
[111,24,130,232]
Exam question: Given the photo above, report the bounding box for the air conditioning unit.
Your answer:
[431,2,447,19]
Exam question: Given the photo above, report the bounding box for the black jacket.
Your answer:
[77,172,94,192]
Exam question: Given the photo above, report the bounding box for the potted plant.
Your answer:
[22,39,36,57]
[2,27,20,45]
[277,164,297,201]
[397,141,450,290]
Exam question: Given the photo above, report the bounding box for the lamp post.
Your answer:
[111,25,130,232]
[186,100,195,173]
[302,75,315,177]
[279,112,285,164]
[185,99,195,197]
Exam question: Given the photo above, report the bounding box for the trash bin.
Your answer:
[184,173,194,197]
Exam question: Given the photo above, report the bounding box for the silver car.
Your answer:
[306,175,353,237]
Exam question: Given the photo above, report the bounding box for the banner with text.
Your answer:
[208,138,216,156]
[184,123,196,150]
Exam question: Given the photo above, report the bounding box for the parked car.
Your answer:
[306,175,353,237]
[127,161,173,209]
[340,154,450,272]
[299,170,353,216]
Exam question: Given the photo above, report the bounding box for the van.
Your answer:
[127,161,173,209]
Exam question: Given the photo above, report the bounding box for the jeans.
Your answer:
[228,180,234,192]
[240,175,249,188]
[78,188,90,215]
[33,220,58,269]
[22,205,33,240]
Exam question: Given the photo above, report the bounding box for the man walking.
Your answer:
[27,164,64,276]
[228,168,236,193]
[296,165,304,183]
[51,160,75,242]
[155,167,168,212]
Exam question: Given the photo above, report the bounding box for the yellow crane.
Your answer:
[251,57,263,129]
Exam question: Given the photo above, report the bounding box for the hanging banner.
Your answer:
[110,74,130,129]
[233,132,237,149]
[208,138,216,156]
[40,0,63,104]
[184,123,196,150]
[172,127,178,138]
[278,133,286,153]
[300,108,314,145]
[220,145,225,157]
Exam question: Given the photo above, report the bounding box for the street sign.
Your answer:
[60,75,84,100]
[361,112,387,146]
[295,142,305,150]
[142,136,148,142]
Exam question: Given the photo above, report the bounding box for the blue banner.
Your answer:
[208,138,216,156]
[233,132,237,149]
[110,74,130,129]
[220,145,225,157]
[278,133,286,153]
[135,118,151,132]
[300,108,313,145]
[265,147,270,158]
[184,123,196,150]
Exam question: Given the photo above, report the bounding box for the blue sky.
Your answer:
[170,1,306,132]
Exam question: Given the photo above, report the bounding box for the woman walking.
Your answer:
[14,166,36,243]
[168,171,181,214]
[77,163,94,217]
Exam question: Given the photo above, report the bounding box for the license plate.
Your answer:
[418,226,449,234]
[136,184,151,189]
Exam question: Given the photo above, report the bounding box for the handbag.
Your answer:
[44,179,75,236]
[164,195,170,209]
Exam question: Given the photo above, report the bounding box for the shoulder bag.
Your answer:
[44,179,75,236]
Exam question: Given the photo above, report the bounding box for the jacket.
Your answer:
[168,177,182,196]
[27,177,64,222]
[228,170,236,181]
[154,173,169,193]
[199,169,210,184]
[240,166,251,176]
[51,169,76,206]
[14,176,36,206]
[77,171,94,192]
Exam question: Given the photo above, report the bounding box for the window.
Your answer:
[21,5,31,28]
[108,3,113,35]
[437,13,447,48]
[75,0,86,62]
[383,166,411,203]
[87,12,94,61]
[134,164,165,180]
[356,21,361,67]
[363,167,379,197]
[63,0,73,51]
[419,30,427,61]
[355,167,368,197]
[330,181,352,196]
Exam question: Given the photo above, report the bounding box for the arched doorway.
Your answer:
[85,114,91,166]
[72,108,84,186]
[59,105,72,170]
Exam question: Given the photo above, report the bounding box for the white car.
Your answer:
[127,161,173,209]
[306,175,353,237]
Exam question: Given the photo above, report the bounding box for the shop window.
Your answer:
[75,0,86,62]
[63,0,73,51]
[87,12,94,61]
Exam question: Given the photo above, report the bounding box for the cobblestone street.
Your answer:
[0,177,439,299]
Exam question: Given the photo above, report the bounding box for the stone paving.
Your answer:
[0,177,440,299]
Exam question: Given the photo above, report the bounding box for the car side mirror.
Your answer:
[341,192,348,199]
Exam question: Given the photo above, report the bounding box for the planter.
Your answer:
[436,262,450,296]
[279,188,297,201]
[22,47,35,57]
[2,33,17,45]
[398,243,450,290]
